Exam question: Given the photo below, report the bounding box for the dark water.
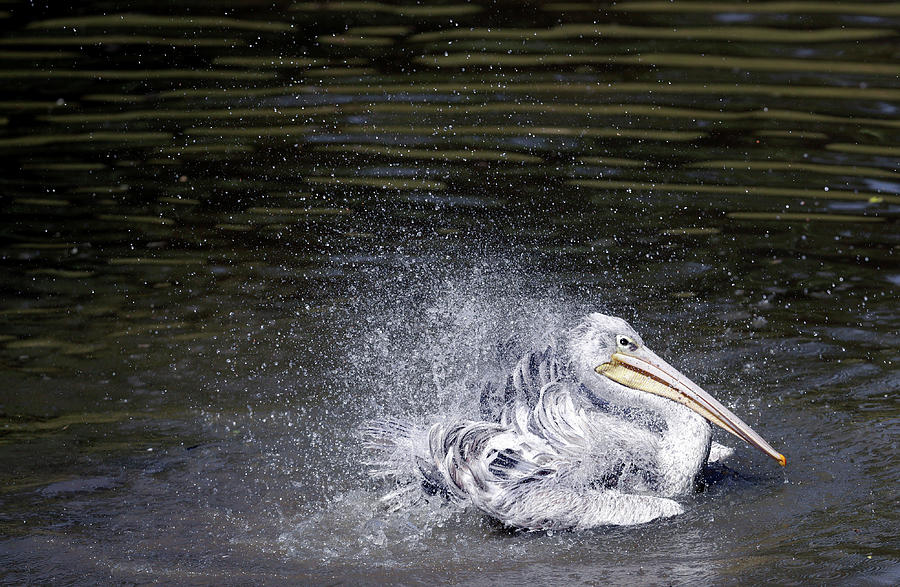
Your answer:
[0,1,898,584]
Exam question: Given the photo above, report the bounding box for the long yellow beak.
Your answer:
[596,350,786,466]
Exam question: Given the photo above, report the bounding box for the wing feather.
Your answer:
[366,339,682,529]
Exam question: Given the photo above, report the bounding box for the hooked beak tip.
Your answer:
[776,453,786,467]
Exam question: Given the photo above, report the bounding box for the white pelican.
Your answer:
[364,313,786,530]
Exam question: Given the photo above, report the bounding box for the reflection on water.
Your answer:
[0,0,897,584]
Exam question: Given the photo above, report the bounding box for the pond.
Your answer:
[0,1,897,584]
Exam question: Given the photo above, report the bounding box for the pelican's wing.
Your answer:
[426,414,681,530]
[484,483,684,530]
[480,344,565,421]
[505,382,661,475]
[425,419,557,504]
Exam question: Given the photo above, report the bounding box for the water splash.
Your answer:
[337,257,602,425]
[269,255,618,554]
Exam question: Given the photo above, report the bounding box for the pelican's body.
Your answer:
[364,313,784,530]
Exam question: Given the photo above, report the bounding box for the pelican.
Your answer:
[364,313,785,531]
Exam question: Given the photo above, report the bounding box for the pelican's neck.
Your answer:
[661,400,712,496]
[623,391,713,496]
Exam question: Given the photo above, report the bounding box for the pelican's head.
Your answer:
[569,313,786,466]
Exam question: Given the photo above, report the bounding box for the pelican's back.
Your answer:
[479,344,566,421]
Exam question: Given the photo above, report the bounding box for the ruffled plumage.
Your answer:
[363,313,746,530]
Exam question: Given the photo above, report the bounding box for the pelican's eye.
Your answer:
[617,335,638,351]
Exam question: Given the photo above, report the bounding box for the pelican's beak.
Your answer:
[596,348,786,466]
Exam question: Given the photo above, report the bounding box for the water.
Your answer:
[1,1,898,584]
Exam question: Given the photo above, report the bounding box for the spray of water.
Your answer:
[342,261,593,423]
[273,254,617,559]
